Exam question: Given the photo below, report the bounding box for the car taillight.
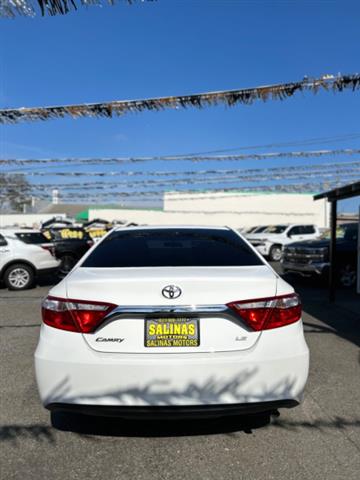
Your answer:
[227,293,301,331]
[41,296,116,333]
[41,245,55,256]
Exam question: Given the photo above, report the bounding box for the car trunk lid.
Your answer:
[65,266,278,353]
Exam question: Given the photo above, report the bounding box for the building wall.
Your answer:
[164,192,329,228]
[0,213,66,228]
[89,192,329,228]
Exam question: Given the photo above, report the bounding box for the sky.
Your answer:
[0,0,360,212]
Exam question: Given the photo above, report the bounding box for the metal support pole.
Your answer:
[329,200,337,302]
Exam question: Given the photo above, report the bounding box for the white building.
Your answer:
[89,191,329,229]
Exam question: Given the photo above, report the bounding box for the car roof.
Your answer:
[0,229,42,234]
[113,225,229,232]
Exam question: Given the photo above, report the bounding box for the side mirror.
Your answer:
[287,232,293,238]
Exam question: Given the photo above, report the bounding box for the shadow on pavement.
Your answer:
[0,424,56,444]
[2,412,360,443]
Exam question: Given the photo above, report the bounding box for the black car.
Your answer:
[281,223,358,288]
[42,227,94,276]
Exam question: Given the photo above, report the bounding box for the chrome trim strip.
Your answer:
[101,304,250,331]
[109,304,227,314]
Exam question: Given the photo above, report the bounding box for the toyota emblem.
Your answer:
[162,285,182,299]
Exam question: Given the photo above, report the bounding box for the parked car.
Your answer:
[247,224,321,261]
[244,225,269,236]
[83,219,113,243]
[0,229,60,290]
[35,226,309,419]
[41,227,94,276]
[281,222,359,288]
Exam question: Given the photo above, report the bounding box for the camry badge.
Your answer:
[162,285,182,299]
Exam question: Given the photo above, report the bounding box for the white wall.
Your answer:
[0,213,66,228]
[89,192,329,229]
[164,192,329,228]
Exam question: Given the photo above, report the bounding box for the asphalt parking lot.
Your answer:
[1,270,359,480]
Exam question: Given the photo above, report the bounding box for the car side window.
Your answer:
[288,226,301,236]
[302,226,315,234]
[0,234,8,247]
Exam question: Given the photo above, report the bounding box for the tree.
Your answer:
[0,174,31,212]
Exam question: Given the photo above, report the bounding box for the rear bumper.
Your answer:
[37,267,59,277]
[250,244,269,256]
[46,400,299,419]
[254,244,270,256]
[35,321,309,409]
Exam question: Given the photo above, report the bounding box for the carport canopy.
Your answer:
[313,181,360,202]
[314,181,360,301]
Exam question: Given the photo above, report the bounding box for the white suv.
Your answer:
[246,224,321,261]
[0,229,60,290]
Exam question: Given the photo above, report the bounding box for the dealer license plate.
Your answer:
[144,317,200,348]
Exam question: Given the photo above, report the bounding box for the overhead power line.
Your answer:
[166,133,360,156]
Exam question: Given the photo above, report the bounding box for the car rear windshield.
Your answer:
[15,232,50,244]
[82,228,263,268]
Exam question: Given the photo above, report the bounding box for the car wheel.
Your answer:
[58,255,76,277]
[339,263,357,288]
[4,264,35,290]
[269,245,282,262]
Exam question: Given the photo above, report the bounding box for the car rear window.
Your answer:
[82,228,263,268]
[0,234,7,246]
[15,232,50,244]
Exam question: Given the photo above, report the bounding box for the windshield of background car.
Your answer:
[320,224,358,241]
[82,229,264,268]
[44,228,90,241]
[264,225,287,234]
[15,232,50,244]
[254,226,268,233]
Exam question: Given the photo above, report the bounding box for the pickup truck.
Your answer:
[281,223,358,288]
[246,224,321,261]
[42,226,94,276]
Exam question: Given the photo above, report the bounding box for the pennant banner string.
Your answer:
[1,73,359,124]
[0,0,156,19]
[2,180,351,200]
[3,169,359,190]
[4,160,360,179]
[2,149,360,172]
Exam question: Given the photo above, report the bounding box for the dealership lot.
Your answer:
[1,273,359,480]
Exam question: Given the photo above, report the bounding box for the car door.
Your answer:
[286,226,305,242]
[0,234,13,270]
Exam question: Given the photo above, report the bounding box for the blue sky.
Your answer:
[0,0,359,212]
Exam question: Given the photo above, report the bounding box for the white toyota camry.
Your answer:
[35,226,309,418]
